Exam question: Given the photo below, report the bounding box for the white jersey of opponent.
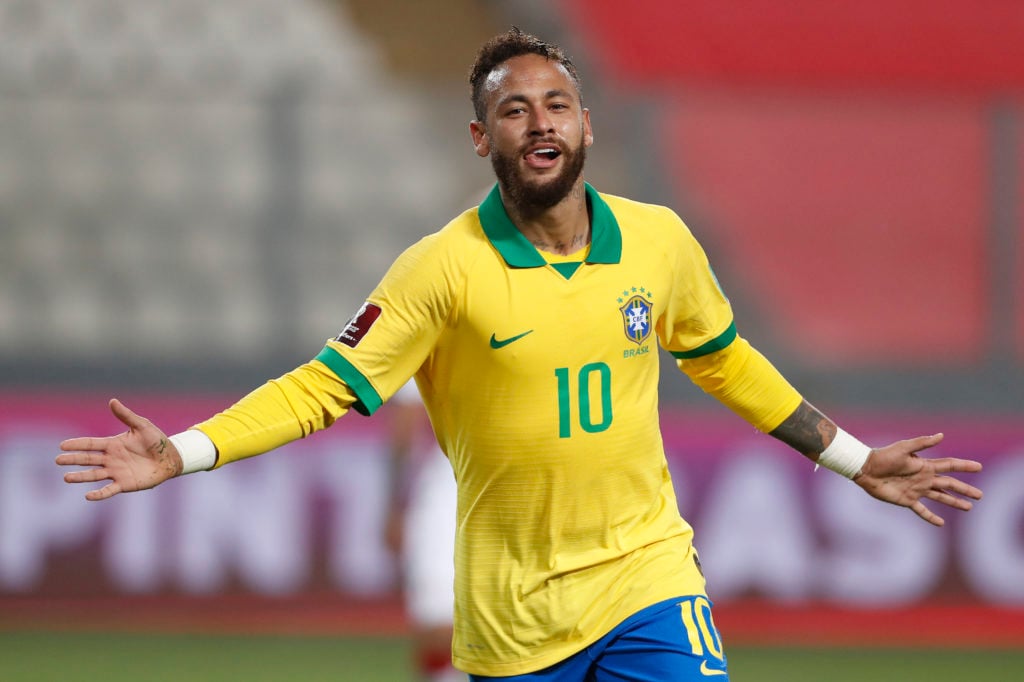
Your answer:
[392,380,458,627]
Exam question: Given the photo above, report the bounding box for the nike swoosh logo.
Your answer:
[699,660,728,677]
[489,330,533,349]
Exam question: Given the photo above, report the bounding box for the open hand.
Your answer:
[56,399,182,501]
[853,433,983,526]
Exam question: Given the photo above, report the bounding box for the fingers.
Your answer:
[910,500,945,527]
[85,483,122,502]
[931,474,983,500]
[55,452,107,467]
[109,398,148,430]
[63,468,110,484]
[55,456,121,501]
[59,436,110,453]
[930,457,984,476]
[903,432,944,454]
[911,465,984,524]
[60,398,147,452]
[924,489,974,512]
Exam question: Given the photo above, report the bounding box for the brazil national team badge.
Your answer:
[619,294,652,345]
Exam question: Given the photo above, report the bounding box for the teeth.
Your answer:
[534,148,556,155]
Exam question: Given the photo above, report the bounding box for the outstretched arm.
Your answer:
[769,400,983,527]
[57,359,371,501]
[56,399,183,501]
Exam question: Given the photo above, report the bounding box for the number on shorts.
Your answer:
[679,596,725,662]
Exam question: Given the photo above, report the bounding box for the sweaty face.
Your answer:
[476,54,592,212]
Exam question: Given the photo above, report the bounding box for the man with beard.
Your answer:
[58,28,983,682]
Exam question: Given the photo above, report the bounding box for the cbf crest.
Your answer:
[618,288,653,345]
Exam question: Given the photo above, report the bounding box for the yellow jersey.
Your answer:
[195,184,802,676]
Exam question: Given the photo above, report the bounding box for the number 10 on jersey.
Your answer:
[555,363,613,438]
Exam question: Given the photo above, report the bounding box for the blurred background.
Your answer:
[1,0,1022,679]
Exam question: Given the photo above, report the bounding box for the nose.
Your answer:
[529,108,554,135]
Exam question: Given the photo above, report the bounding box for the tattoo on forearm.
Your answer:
[769,400,837,458]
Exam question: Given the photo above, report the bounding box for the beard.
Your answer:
[490,138,587,214]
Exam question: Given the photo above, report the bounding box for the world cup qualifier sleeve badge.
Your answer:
[618,290,653,345]
[335,301,382,348]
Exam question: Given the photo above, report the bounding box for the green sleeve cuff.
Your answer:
[670,321,738,360]
[314,346,383,416]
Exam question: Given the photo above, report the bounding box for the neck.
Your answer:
[501,180,591,256]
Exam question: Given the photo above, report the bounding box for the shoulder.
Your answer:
[403,206,490,260]
[377,206,493,300]
[389,206,488,267]
[597,191,694,243]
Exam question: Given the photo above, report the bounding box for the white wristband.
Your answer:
[169,429,217,474]
[815,427,871,479]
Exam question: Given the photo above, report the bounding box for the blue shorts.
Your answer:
[469,596,729,682]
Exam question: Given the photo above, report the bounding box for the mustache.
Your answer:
[519,138,565,155]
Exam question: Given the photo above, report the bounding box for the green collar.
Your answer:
[477,182,622,267]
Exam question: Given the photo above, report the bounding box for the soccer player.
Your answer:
[57,28,984,682]
[384,380,460,682]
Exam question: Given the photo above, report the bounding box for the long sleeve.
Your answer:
[677,335,803,433]
[193,357,359,467]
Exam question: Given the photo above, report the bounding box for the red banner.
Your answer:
[561,0,1024,93]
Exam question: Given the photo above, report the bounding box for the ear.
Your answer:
[582,108,594,148]
[469,120,490,157]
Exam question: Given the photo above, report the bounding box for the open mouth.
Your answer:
[525,146,562,168]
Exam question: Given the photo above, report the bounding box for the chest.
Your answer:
[455,260,666,368]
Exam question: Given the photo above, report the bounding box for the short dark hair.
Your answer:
[469,27,582,122]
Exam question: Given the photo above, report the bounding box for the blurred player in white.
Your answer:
[384,379,460,682]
